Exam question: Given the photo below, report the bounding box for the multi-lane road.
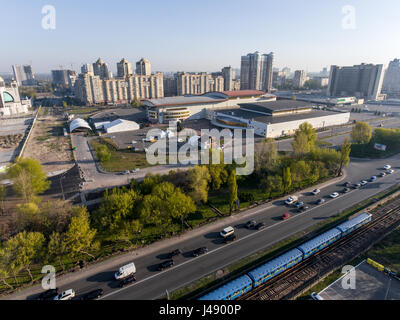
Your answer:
[4,152,400,300]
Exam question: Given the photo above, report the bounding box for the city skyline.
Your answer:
[1,0,400,74]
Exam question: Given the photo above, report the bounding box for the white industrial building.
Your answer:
[69,118,92,132]
[99,118,140,133]
[143,90,276,123]
[210,100,350,138]
[0,77,31,117]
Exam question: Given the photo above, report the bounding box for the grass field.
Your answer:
[91,138,153,172]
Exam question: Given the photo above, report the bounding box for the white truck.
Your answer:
[114,262,136,280]
[285,195,298,205]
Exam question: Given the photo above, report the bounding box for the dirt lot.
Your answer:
[23,109,74,174]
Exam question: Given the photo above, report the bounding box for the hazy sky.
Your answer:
[1,0,400,74]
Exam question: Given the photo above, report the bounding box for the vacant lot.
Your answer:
[23,111,74,173]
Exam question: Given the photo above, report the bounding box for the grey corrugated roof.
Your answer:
[144,95,226,107]
[239,99,314,113]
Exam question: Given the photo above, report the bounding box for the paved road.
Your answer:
[4,152,400,300]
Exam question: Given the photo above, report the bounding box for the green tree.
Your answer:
[351,122,372,144]
[131,97,141,107]
[63,207,97,260]
[187,166,211,203]
[282,167,292,193]
[5,231,45,282]
[8,158,51,202]
[0,248,13,289]
[0,185,6,214]
[227,170,238,214]
[94,144,112,162]
[338,137,351,176]
[207,150,228,190]
[259,175,283,198]
[48,232,67,271]
[296,122,317,148]
[255,138,279,173]
[292,131,311,156]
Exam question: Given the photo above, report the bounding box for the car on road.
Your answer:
[220,226,235,238]
[82,289,104,300]
[316,198,325,205]
[193,247,208,257]
[353,183,361,189]
[379,172,387,177]
[285,195,298,205]
[54,289,76,300]
[330,192,339,198]
[38,288,59,300]
[311,189,320,195]
[119,275,136,288]
[311,292,323,300]
[294,201,304,209]
[369,176,377,182]
[245,220,257,229]
[360,180,368,186]
[297,205,310,212]
[387,169,395,174]
[255,222,266,230]
[344,182,352,187]
[130,169,136,174]
[342,187,351,193]
[158,259,174,271]
[167,249,182,259]
[282,212,291,220]
[124,170,130,175]
[384,165,392,170]
[224,234,237,243]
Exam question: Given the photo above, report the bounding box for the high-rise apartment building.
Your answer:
[293,70,307,88]
[222,66,234,91]
[136,58,151,76]
[93,58,112,79]
[23,65,36,85]
[163,75,178,97]
[75,58,163,105]
[12,64,36,85]
[382,58,400,96]
[81,64,94,75]
[117,58,133,78]
[327,63,384,100]
[240,52,274,92]
[52,69,76,89]
[176,72,224,95]
[12,65,24,85]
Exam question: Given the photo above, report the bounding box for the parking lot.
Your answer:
[319,260,400,300]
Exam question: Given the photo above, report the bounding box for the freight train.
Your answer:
[198,212,372,300]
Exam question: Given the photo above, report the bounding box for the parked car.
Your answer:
[82,289,104,300]
[344,181,352,187]
[330,192,339,198]
[124,170,130,175]
[316,198,325,205]
[245,220,257,229]
[158,260,174,271]
[255,222,266,230]
[53,289,76,301]
[38,288,59,300]
[387,169,395,174]
[295,201,304,209]
[167,249,182,259]
[342,187,351,193]
[119,275,136,288]
[193,247,208,257]
[353,183,361,189]
[384,165,392,170]
[379,172,387,177]
[224,234,237,243]
[311,189,320,195]
[369,176,377,182]
[130,169,136,174]
[360,180,368,186]
[282,212,291,220]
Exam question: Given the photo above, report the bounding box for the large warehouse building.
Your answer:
[143,90,275,123]
[210,100,350,138]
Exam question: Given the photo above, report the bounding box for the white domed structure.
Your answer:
[0,79,30,117]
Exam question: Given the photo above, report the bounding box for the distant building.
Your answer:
[328,63,384,100]
[312,76,329,87]
[12,64,36,86]
[273,70,286,88]
[0,77,31,116]
[81,64,94,74]
[23,65,36,85]
[136,58,151,76]
[117,58,133,78]
[12,65,24,86]
[293,70,307,88]
[382,58,400,96]
[222,66,234,91]
[176,72,224,95]
[93,58,112,79]
[75,58,163,105]
[163,75,178,97]
[52,69,75,88]
[240,51,274,92]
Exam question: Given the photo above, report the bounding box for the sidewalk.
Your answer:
[1,171,346,300]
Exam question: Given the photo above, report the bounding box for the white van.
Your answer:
[285,195,298,205]
[220,226,235,238]
[115,262,136,280]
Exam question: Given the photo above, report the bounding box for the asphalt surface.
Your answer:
[6,152,400,301]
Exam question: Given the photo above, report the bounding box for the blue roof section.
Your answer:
[336,212,372,233]
[198,275,252,300]
[297,228,341,255]
[248,248,303,282]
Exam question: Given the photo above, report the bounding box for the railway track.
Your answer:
[239,198,400,300]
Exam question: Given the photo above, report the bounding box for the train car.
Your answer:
[297,228,341,259]
[247,248,303,287]
[198,275,253,300]
[335,212,372,236]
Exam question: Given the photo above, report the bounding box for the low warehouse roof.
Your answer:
[69,118,92,132]
[104,119,140,133]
